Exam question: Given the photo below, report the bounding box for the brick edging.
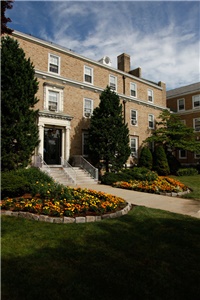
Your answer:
[1,203,132,224]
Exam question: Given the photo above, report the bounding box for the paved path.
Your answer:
[77,183,200,219]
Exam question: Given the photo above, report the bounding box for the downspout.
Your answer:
[122,75,126,124]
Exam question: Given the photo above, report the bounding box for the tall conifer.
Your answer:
[88,86,131,172]
[1,36,39,170]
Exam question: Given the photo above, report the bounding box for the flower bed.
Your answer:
[1,186,127,218]
[113,176,189,194]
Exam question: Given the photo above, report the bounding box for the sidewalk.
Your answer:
[78,183,200,219]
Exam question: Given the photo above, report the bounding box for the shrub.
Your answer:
[166,152,181,175]
[138,147,153,170]
[153,145,170,175]
[177,168,198,176]
[1,167,54,199]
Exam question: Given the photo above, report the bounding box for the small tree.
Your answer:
[1,36,39,171]
[1,0,14,35]
[153,145,170,175]
[88,86,131,172]
[138,146,153,170]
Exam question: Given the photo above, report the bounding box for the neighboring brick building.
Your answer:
[167,82,200,166]
[12,31,167,167]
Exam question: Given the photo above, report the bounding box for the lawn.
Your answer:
[171,175,200,200]
[1,207,200,300]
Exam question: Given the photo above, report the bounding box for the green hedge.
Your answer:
[177,168,198,176]
[101,167,158,185]
[1,167,54,199]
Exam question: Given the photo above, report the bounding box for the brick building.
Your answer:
[167,82,200,166]
[12,31,167,168]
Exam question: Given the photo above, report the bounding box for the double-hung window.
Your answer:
[130,83,137,97]
[193,95,200,109]
[84,66,93,84]
[178,98,185,111]
[194,118,200,132]
[148,89,154,102]
[131,110,137,126]
[179,149,187,159]
[130,137,138,158]
[84,98,93,118]
[109,75,117,91]
[48,54,60,74]
[48,91,59,111]
[148,114,154,129]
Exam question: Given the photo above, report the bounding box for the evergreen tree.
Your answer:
[138,146,153,170]
[1,0,14,35]
[1,36,39,171]
[153,145,170,175]
[88,86,131,172]
[145,109,200,153]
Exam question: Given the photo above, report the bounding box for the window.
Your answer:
[44,84,64,112]
[130,110,137,126]
[130,137,138,158]
[195,149,200,159]
[194,118,200,131]
[130,83,137,97]
[82,132,89,156]
[84,98,93,118]
[193,95,200,109]
[48,91,59,111]
[109,75,117,91]
[148,114,154,129]
[179,149,187,159]
[148,89,154,102]
[48,54,60,74]
[84,66,93,84]
[178,98,185,111]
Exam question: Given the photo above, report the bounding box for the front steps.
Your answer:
[41,166,98,186]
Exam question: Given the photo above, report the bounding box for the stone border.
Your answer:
[1,203,132,224]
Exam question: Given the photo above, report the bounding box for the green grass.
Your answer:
[171,175,200,200]
[2,207,200,300]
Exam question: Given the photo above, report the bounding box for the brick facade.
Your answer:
[167,82,200,166]
[12,31,167,167]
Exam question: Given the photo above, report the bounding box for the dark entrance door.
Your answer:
[44,128,62,165]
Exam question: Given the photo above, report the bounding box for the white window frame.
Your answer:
[193,118,200,132]
[148,114,154,129]
[177,98,185,111]
[148,89,154,102]
[82,132,89,156]
[84,66,93,85]
[195,150,200,159]
[130,82,137,98]
[179,149,187,159]
[130,137,138,158]
[48,54,60,75]
[130,109,138,126]
[192,95,200,109]
[109,75,117,91]
[83,98,93,118]
[44,85,63,112]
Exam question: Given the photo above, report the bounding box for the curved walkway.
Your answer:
[78,183,200,219]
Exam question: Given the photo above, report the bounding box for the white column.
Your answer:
[38,124,44,160]
[65,124,71,161]
[61,128,65,164]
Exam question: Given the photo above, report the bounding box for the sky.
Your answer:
[7,0,200,90]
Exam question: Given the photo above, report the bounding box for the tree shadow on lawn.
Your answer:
[1,207,200,300]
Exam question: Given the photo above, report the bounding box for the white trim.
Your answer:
[83,98,93,118]
[109,74,117,92]
[192,94,200,109]
[44,85,63,112]
[148,89,154,103]
[130,109,138,126]
[179,149,187,159]
[193,117,200,132]
[130,136,138,158]
[48,53,60,75]
[130,82,137,98]
[148,114,154,129]
[84,65,93,85]
[177,98,185,112]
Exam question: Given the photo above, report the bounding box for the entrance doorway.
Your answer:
[44,128,62,165]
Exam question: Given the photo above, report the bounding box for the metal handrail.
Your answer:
[33,155,51,175]
[61,158,77,185]
[73,155,98,180]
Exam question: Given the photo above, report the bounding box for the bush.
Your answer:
[1,167,54,199]
[153,145,170,175]
[138,147,153,170]
[177,168,198,176]
[101,167,158,185]
[166,152,181,175]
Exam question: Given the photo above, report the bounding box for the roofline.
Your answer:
[167,82,200,99]
[12,30,163,91]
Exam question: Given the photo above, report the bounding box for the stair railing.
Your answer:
[61,158,77,185]
[33,155,51,175]
[72,156,98,181]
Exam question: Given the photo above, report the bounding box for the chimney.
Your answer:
[129,67,142,78]
[117,53,130,73]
